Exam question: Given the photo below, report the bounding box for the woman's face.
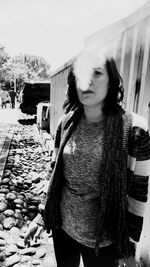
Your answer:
[76,64,109,107]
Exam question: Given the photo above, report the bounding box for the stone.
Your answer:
[5,244,18,256]
[20,255,31,263]
[24,180,32,186]
[20,247,36,255]
[6,236,16,245]
[3,217,16,230]
[16,178,24,185]
[43,256,56,267]
[30,240,42,247]
[0,230,9,240]
[31,174,41,183]
[32,259,42,265]
[9,227,20,236]
[28,212,36,220]
[0,194,5,200]
[0,252,5,262]
[4,209,15,217]
[0,246,5,252]
[0,202,7,212]
[0,239,6,246]
[6,193,16,201]
[16,239,26,249]
[28,205,38,211]
[36,247,47,258]
[0,188,9,194]
[14,199,23,205]
[1,178,10,185]
[5,254,20,267]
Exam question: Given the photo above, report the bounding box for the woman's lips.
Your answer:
[82,90,94,94]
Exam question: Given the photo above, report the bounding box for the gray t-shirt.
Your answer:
[61,116,112,248]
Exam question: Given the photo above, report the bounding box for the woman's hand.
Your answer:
[24,221,43,246]
[118,257,137,267]
[118,258,126,267]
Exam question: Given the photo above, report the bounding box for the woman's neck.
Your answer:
[83,105,104,123]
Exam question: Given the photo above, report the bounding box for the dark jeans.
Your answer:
[52,229,117,267]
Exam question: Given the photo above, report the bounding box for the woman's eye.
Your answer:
[93,70,102,76]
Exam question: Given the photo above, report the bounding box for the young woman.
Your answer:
[24,48,150,267]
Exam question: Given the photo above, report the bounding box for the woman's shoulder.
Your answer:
[57,110,75,126]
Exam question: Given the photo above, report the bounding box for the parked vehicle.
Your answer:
[19,81,50,115]
[37,101,51,133]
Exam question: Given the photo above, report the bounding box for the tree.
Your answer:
[2,53,51,94]
[0,44,10,87]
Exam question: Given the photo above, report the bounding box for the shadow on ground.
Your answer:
[18,118,36,125]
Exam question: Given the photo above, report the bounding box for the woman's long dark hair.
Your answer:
[63,57,124,115]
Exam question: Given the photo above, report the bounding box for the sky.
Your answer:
[0,0,148,71]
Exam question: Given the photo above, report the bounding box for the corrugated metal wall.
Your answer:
[118,16,150,122]
[50,64,72,137]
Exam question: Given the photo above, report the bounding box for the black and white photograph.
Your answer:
[0,1,150,266]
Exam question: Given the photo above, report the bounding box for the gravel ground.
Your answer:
[0,114,83,267]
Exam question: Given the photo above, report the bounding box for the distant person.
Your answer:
[9,89,16,109]
[0,90,7,109]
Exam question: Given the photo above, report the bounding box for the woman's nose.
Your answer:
[88,80,93,86]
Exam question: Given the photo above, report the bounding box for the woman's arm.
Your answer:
[127,113,150,262]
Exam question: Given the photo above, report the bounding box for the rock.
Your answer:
[30,240,42,247]
[3,170,11,177]
[28,205,38,211]
[43,256,56,267]
[5,254,20,267]
[0,252,5,262]
[36,247,47,258]
[6,193,16,201]
[20,255,31,263]
[31,173,41,183]
[4,209,15,217]
[0,202,7,212]
[14,198,24,205]
[32,259,42,265]
[30,196,41,205]
[24,180,32,186]
[1,184,9,189]
[14,209,21,214]
[9,227,20,236]
[0,246,5,252]
[0,188,9,194]
[6,236,16,245]
[0,230,9,240]
[20,247,36,255]
[22,184,28,190]
[16,239,26,249]
[28,212,36,220]
[0,194,5,201]
[0,239,6,246]
[1,178,10,185]
[22,209,28,214]
[17,194,25,200]
[3,217,16,230]
[0,193,5,201]
[5,164,13,169]
[15,204,22,209]
[5,244,18,256]
[16,178,24,185]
